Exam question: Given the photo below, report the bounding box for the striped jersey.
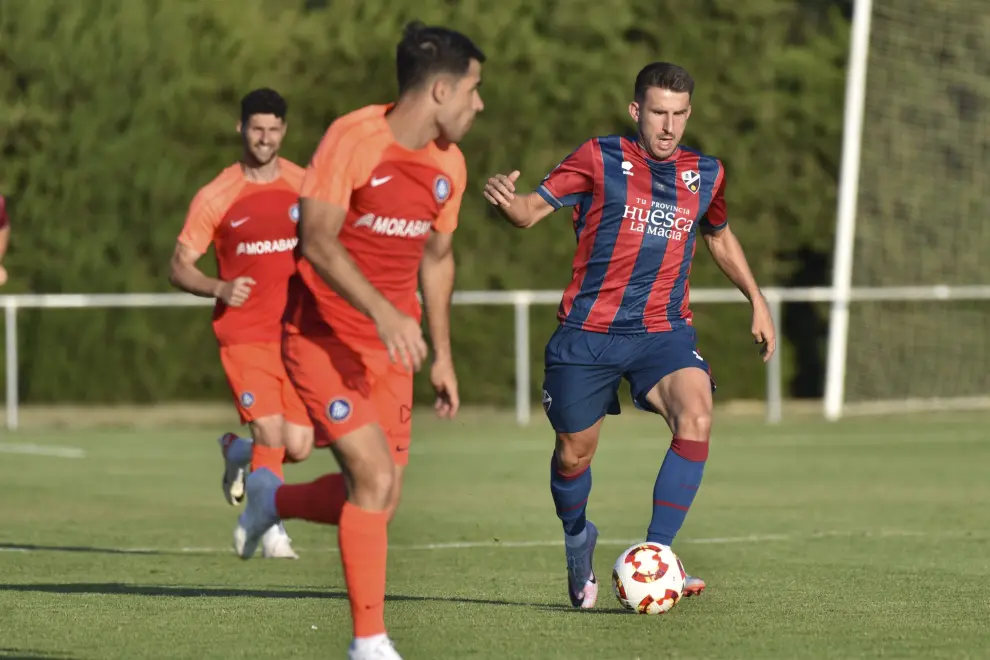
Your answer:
[537,136,728,334]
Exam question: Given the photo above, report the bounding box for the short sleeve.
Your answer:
[300,123,362,209]
[434,151,467,234]
[701,163,728,232]
[537,140,596,210]
[177,188,221,253]
[0,195,8,229]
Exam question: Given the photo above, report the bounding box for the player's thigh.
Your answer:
[542,326,623,436]
[219,342,287,426]
[282,332,376,440]
[329,424,395,511]
[279,367,314,462]
[628,329,715,438]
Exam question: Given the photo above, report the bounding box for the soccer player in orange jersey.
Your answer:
[233,23,485,659]
[0,194,10,286]
[169,89,314,559]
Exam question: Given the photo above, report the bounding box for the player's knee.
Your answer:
[555,431,598,474]
[284,442,312,463]
[673,410,712,442]
[355,468,395,510]
[283,425,314,463]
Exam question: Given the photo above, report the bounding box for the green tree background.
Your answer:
[0,0,852,406]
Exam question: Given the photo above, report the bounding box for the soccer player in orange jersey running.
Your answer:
[169,89,314,559]
[233,23,485,659]
[0,194,10,286]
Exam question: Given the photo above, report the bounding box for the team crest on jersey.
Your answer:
[434,175,452,204]
[288,203,300,223]
[240,392,255,409]
[326,398,352,424]
[681,170,701,194]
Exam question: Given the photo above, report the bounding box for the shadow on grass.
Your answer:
[0,543,173,556]
[0,582,633,616]
[0,649,80,660]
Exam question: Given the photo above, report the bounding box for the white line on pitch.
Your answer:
[1,529,950,556]
[0,443,86,459]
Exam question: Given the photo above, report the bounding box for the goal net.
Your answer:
[835,0,990,415]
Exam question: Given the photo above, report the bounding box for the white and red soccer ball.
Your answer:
[611,542,687,615]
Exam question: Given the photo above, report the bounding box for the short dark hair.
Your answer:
[634,62,695,101]
[396,21,486,95]
[240,88,287,124]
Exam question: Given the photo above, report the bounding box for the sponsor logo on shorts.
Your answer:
[288,203,300,223]
[434,175,452,203]
[399,404,412,424]
[693,350,704,362]
[240,392,255,408]
[326,398,352,424]
[542,389,552,413]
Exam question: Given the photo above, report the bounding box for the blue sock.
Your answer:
[550,453,592,536]
[646,437,709,545]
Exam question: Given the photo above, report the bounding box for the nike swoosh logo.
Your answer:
[369,176,392,188]
[230,217,250,228]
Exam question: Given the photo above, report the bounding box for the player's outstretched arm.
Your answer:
[703,226,776,362]
[299,197,427,371]
[420,231,459,418]
[483,171,556,229]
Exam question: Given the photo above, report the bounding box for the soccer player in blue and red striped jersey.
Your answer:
[483,62,776,609]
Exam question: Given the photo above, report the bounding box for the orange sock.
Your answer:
[274,473,347,525]
[339,502,389,638]
[251,444,285,481]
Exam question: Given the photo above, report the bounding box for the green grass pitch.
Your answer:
[1,410,989,659]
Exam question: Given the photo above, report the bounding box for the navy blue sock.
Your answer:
[549,453,592,536]
[646,437,709,545]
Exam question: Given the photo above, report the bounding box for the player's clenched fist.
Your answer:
[483,170,521,207]
[217,276,255,307]
[375,308,429,373]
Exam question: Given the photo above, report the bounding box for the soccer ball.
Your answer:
[611,542,686,615]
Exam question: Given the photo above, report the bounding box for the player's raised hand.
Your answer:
[218,276,255,307]
[751,297,776,363]
[376,308,429,373]
[430,358,460,420]
[483,170,521,207]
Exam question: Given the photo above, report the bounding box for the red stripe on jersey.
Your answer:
[582,141,654,331]
[559,140,605,320]
[644,151,702,332]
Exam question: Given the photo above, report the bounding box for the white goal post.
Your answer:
[825,0,990,419]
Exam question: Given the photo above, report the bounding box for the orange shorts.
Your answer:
[219,342,311,426]
[281,331,413,466]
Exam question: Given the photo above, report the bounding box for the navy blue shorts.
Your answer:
[541,325,715,434]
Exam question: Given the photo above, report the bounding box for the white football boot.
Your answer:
[261,522,299,559]
[348,635,403,660]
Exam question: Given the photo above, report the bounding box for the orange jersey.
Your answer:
[286,104,466,343]
[178,158,305,346]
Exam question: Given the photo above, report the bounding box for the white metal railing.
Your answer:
[3,286,990,430]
